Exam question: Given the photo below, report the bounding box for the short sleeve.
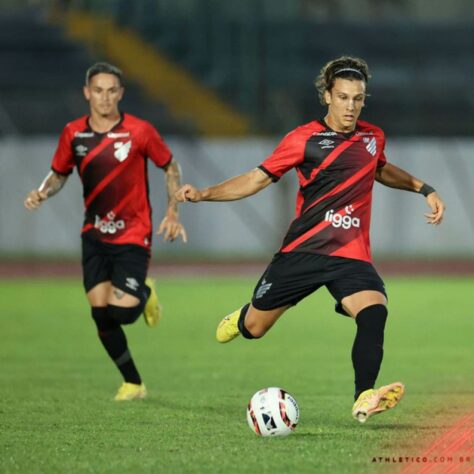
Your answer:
[258,130,306,182]
[144,122,172,168]
[51,125,75,175]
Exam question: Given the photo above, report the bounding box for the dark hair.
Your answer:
[314,56,370,105]
[85,62,123,86]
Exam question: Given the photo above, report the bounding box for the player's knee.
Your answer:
[355,304,388,332]
[91,306,119,334]
[107,304,142,326]
[249,327,266,338]
[244,318,268,338]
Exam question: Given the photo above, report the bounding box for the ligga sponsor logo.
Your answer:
[325,205,360,230]
[94,211,125,234]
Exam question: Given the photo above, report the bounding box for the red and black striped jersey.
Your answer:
[259,119,387,263]
[51,113,172,249]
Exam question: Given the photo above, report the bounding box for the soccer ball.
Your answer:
[246,387,300,437]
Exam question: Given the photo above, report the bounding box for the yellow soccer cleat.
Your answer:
[114,382,147,401]
[143,277,162,327]
[216,308,241,343]
[352,382,405,423]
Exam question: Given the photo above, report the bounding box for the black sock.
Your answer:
[106,284,150,326]
[237,303,255,339]
[352,304,388,400]
[91,307,142,385]
[100,329,142,385]
[107,304,142,325]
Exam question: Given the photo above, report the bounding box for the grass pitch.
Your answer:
[1,276,473,473]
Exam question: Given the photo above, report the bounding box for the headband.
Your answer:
[334,67,364,78]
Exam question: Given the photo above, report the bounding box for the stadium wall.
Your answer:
[1,137,473,259]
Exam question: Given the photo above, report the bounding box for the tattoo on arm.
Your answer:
[165,160,182,214]
[39,171,68,198]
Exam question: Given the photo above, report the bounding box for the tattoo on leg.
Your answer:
[113,288,125,299]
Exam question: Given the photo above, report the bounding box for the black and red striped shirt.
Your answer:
[259,119,387,263]
[51,113,172,249]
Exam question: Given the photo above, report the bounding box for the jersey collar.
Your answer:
[87,112,125,135]
[318,117,359,138]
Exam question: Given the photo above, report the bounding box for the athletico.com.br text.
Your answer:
[371,456,471,464]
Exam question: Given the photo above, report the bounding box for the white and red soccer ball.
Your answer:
[247,387,300,437]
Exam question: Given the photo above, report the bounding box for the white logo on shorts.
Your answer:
[125,278,139,291]
[256,278,272,299]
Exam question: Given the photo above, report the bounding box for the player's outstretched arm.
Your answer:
[175,167,272,203]
[157,158,188,242]
[24,171,68,211]
[375,162,446,225]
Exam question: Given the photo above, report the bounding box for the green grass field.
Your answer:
[1,276,473,473]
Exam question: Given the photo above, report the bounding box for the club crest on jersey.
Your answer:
[325,205,360,230]
[114,140,132,162]
[365,137,377,156]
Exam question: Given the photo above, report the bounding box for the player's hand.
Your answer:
[24,189,48,210]
[157,214,188,242]
[424,192,445,225]
[175,184,203,203]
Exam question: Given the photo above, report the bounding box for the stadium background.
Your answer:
[0,2,473,474]
[0,0,473,263]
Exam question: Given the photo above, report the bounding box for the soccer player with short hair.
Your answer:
[24,62,187,401]
[176,56,446,422]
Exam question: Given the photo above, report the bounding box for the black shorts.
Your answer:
[251,252,386,316]
[81,235,150,298]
